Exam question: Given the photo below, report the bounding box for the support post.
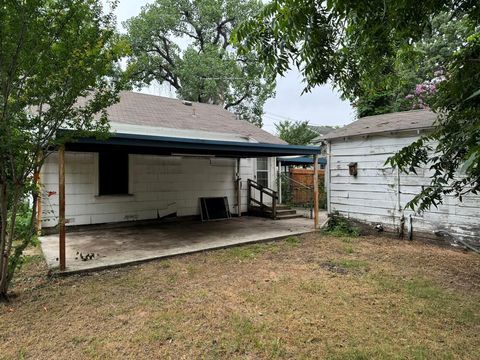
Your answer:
[313,154,319,229]
[58,145,66,271]
[247,179,251,213]
[277,160,282,204]
[236,158,241,217]
[34,168,42,235]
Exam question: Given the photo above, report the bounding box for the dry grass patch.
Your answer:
[1,233,479,359]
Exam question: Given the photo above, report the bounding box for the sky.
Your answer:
[104,0,355,134]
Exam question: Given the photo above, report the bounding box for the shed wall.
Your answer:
[40,152,260,228]
[328,133,480,246]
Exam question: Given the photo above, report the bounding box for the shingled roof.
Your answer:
[104,91,285,145]
[323,110,437,140]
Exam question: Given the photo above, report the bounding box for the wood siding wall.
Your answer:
[40,152,260,228]
[328,133,480,246]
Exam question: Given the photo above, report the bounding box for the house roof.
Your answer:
[104,91,285,145]
[323,110,437,140]
[308,125,337,136]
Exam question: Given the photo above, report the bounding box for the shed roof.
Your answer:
[104,91,285,145]
[323,110,437,140]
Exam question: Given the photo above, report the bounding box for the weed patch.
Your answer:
[220,243,274,261]
[323,214,360,238]
[285,236,300,246]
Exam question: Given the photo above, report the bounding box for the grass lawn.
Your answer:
[1,232,479,359]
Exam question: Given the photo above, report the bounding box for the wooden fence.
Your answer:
[288,168,326,208]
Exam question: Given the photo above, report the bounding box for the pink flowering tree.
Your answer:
[406,70,446,110]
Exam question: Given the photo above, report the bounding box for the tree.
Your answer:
[124,0,275,127]
[0,0,127,299]
[386,34,480,211]
[234,0,480,211]
[355,12,477,116]
[275,120,318,145]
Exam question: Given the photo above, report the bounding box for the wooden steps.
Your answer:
[248,205,304,220]
[247,179,304,220]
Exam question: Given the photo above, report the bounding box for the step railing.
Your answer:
[247,179,278,219]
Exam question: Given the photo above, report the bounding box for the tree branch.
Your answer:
[224,91,249,109]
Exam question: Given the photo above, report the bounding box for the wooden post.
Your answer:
[247,179,251,213]
[277,160,282,204]
[313,154,319,229]
[236,158,241,217]
[272,191,277,219]
[58,145,66,271]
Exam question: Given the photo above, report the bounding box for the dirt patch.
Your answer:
[1,233,479,359]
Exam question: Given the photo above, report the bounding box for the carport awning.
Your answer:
[277,156,327,166]
[62,131,322,158]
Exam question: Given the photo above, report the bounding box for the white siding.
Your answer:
[40,152,262,228]
[327,133,480,245]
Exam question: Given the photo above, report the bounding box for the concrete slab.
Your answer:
[40,215,327,274]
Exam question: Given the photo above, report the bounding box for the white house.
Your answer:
[39,91,322,271]
[324,110,480,248]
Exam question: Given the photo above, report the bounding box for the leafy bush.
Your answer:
[323,213,360,238]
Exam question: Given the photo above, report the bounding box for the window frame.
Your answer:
[256,157,269,188]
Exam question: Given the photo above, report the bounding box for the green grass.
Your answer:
[324,344,447,360]
[284,236,300,246]
[299,279,325,294]
[404,278,444,300]
[3,232,480,359]
[372,274,480,326]
[330,259,369,269]
[224,314,286,358]
[220,243,276,260]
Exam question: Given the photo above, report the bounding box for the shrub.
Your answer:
[323,213,360,237]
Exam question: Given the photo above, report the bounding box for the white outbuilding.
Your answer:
[324,110,479,249]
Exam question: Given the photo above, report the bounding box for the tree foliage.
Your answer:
[0,0,127,298]
[275,120,318,145]
[386,34,480,211]
[357,12,477,116]
[125,0,275,127]
[234,0,480,212]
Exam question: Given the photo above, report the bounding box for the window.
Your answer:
[98,152,129,195]
[256,157,269,187]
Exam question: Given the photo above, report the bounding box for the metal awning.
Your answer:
[277,156,326,166]
[62,131,322,158]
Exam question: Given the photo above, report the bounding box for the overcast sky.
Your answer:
[105,0,355,134]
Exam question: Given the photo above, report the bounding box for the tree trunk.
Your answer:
[0,185,21,300]
[0,182,9,299]
[6,189,37,286]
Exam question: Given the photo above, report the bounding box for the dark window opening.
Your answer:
[98,152,129,195]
